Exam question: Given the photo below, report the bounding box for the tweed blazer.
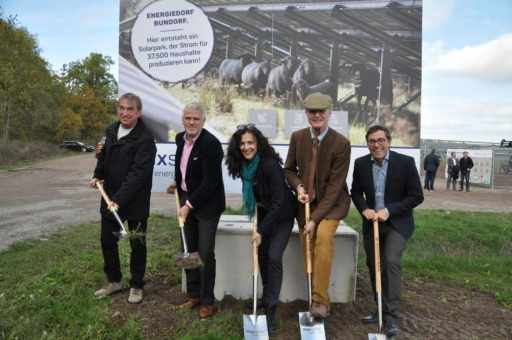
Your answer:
[284,127,351,226]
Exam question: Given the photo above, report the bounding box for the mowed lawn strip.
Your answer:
[1,210,511,339]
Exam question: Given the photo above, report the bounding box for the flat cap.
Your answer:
[303,92,332,110]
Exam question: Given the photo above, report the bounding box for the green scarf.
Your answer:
[241,153,260,221]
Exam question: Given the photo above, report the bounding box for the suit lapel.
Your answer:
[385,151,394,193]
[186,130,205,173]
[365,154,375,198]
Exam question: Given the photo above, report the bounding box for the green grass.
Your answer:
[1,209,511,339]
[0,214,180,339]
[344,208,512,307]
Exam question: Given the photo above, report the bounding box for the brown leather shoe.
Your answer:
[310,301,330,319]
[179,298,201,310]
[199,305,214,318]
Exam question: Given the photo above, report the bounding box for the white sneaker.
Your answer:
[128,288,143,304]
[94,282,122,297]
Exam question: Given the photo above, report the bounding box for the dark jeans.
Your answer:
[180,192,220,306]
[364,221,407,320]
[101,217,147,289]
[424,171,437,190]
[257,207,294,306]
[460,171,470,189]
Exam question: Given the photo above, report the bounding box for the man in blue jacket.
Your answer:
[423,148,440,191]
[90,92,157,304]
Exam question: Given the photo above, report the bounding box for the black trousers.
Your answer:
[424,171,437,190]
[364,221,407,320]
[100,216,147,289]
[257,207,294,306]
[180,192,220,306]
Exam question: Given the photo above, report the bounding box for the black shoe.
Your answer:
[384,318,399,336]
[245,298,265,309]
[265,304,277,332]
[362,312,378,324]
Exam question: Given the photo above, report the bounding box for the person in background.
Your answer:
[167,103,225,318]
[459,151,474,192]
[90,92,156,304]
[225,124,297,332]
[446,152,460,191]
[351,125,424,336]
[423,148,440,191]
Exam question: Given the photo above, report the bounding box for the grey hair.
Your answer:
[183,102,206,118]
[119,92,142,110]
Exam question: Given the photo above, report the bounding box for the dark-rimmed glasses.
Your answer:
[236,123,256,130]
[367,138,389,146]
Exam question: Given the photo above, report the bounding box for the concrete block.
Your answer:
[182,215,359,303]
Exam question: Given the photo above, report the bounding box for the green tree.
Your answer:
[63,86,111,142]
[0,11,63,142]
[61,53,118,102]
[56,108,83,141]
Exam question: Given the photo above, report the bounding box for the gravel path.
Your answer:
[1,154,510,250]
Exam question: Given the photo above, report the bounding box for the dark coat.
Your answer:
[424,152,440,172]
[93,118,156,220]
[252,158,297,235]
[351,150,424,240]
[460,157,474,173]
[175,129,225,220]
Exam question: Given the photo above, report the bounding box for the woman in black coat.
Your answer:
[226,124,297,332]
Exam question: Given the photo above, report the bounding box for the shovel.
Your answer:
[243,210,269,340]
[96,181,128,239]
[174,191,203,269]
[368,220,392,340]
[299,202,326,340]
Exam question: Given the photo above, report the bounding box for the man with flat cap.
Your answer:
[284,92,351,319]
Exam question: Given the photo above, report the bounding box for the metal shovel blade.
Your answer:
[243,314,269,340]
[299,312,326,340]
[111,210,128,239]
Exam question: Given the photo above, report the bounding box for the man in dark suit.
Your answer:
[446,151,460,191]
[167,102,225,318]
[284,93,351,319]
[351,125,424,336]
[423,148,440,191]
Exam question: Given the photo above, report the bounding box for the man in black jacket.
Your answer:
[423,148,440,191]
[167,102,225,318]
[459,151,474,192]
[90,92,156,304]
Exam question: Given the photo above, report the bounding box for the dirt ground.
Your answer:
[1,154,511,339]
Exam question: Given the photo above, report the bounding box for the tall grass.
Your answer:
[0,140,69,169]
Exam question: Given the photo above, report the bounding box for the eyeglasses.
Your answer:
[367,138,389,145]
[306,109,327,115]
[236,123,256,130]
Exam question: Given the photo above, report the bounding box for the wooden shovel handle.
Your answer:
[175,191,185,228]
[305,202,312,274]
[96,181,112,207]
[373,220,382,293]
[253,209,258,276]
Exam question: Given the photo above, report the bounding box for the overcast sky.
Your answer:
[3,0,512,143]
